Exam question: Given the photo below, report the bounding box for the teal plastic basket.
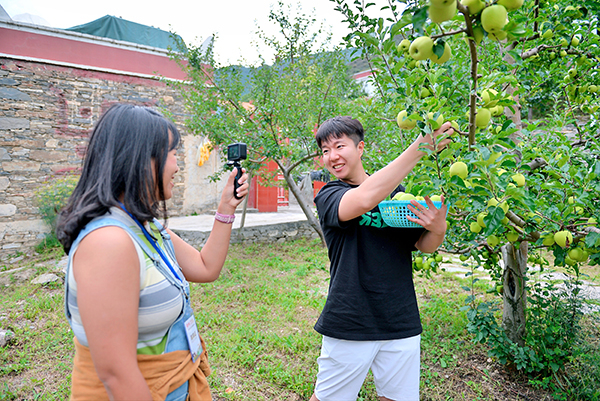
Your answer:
[379,200,444,228]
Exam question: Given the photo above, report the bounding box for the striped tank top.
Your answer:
[65,207,184,355]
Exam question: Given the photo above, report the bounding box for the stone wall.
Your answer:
[0,57,220,256]
[172,220,320,249]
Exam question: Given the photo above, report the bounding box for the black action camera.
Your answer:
[227,143,247,199]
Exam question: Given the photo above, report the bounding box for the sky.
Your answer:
[0,0,392,66]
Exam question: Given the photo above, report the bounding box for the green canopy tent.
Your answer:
[66,15,184,51]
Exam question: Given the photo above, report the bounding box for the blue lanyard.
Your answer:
[119,203,183,283]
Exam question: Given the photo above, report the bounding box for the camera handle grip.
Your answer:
[233,162,242,200]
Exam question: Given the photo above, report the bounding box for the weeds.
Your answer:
[0,240,597,400]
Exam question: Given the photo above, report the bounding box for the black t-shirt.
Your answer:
[314,180,425,341]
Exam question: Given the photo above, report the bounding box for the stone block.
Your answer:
[0,87,31,101]
[29,150,69,162]
[0,205,17,217]
[0,148,10,161]
[0,117,29,130]
[1,161,41,172]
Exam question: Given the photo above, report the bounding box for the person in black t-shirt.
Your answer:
[309,116,453,401]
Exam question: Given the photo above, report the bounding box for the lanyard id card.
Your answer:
[184,314,202,362]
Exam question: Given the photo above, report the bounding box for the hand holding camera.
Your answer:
[227,143,247,199]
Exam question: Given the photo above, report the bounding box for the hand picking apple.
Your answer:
[416,121,455,154]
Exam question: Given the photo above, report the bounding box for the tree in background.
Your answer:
[331,0,599,397]
[171,1,363,244]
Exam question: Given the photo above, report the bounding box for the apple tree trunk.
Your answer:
[280,170,326,247]
[501,241,528,346]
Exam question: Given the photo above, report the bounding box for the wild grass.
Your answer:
[0,239,597,400]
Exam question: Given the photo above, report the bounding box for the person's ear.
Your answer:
[357,140,365,157]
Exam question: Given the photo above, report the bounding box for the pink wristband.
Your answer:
[215,212,235,224]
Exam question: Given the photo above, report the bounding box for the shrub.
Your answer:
[466,277,599,400]
[33,175,79,251]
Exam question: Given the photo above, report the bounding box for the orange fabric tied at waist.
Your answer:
[70,337,212,401]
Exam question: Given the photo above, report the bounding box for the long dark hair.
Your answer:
[56,103,181,254]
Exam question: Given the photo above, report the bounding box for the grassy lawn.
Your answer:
[1,239,598,400]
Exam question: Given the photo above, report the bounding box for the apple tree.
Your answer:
[331,0,600,391]
[170,2,363,245]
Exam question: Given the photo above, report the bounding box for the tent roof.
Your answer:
[66,15,183,50]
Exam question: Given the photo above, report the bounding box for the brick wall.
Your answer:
[0,57,198,256]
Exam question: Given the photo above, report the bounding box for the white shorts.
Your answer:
[314,334,421,401]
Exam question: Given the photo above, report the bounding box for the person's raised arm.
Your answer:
[171,167,249,283]
[338,122,453,222]
[73,228,152,400]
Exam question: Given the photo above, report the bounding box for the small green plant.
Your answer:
[466,274,597,399]
[33,175,79,251]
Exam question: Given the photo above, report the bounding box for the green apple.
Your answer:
[542,233,555,246]
[568,248,583,261]
[475,108,492,128]
[560,38,569,47]
[459,254,469,262]
[491,105,504,117]
[487,235,500,247]
[429,1,457,24]
[477,212,487,228]
[588,217,598,226]
[396,110,417,129]
[430,195,442,202]
[488,30,508,41]
[569,68,577,78]
[511,173,526,187]
[435,254,443,262]
[481,88,499,107]
[430,42,452,64]
[554,230,573,248]
[487,198,509,213]
[420,88,431,98]
[506,231,519,242]
[427,112,445,129]
[565,256,576,266]
[542,29,553,39]
[430,0,454,5]
[497,0,523,11]
[487,198,499,208]
[461,0,485,14]
[481,5,508,33]
[571,36,580,46]
[398,39,411,53]
[589,85,598,93]
[464,26,485,45]
[470,221,482,233]
[449,161,468,179]
[409,36,434,60]
[392,192,416,201]
[560,49,567,57]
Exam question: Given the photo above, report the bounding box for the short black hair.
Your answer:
[315,116,364,149]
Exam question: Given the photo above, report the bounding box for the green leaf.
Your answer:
[412,7,428,35]
[585,232,600,248]
[433,40,445,58]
